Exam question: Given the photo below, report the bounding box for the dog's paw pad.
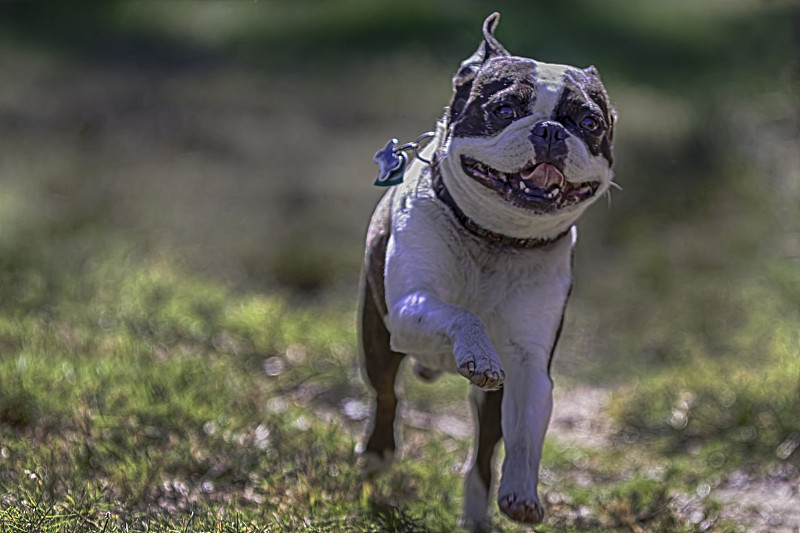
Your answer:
[498,493,544,524]
[458,360,505,390]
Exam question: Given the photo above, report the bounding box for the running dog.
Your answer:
[358,12,615,528]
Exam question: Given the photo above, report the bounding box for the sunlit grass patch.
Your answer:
[0,249,497,531]
[608,264,800,475]
[3,201,794,533]
[0,250,364,527]
[1,246,734,532]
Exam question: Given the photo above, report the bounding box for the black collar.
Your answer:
[430,159,572,249]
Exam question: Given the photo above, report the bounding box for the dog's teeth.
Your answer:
[524,187,532,194]
[547,187,560,198]
[518,182,525,190]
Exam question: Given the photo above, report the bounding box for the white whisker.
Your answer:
[605,181,621,208]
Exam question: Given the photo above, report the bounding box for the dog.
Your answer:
[358,12,615,529]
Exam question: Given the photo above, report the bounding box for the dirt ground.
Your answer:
[550,387,800,533]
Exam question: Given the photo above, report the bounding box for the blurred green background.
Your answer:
[1,0,796,295]
[0,0,798,530]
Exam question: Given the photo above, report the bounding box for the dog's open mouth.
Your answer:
[461,155,600,210]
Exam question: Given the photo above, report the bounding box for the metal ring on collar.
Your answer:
[396,132,435,165]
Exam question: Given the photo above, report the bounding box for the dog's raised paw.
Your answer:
[498,493,544,524]
[455,347,505,390]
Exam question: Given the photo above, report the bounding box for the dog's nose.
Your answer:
[531,120,567,143]
[530,120,568,161]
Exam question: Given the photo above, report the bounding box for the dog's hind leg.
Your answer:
[359,273,406,477]
[462,386,503,531]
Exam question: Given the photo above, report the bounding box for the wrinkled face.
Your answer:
[438,15,615,234]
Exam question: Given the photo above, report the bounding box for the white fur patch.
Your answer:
[381,151,572,521]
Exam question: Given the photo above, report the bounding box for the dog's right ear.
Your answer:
[450,13,510,119]
[455,13,510,85]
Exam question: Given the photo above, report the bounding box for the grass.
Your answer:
[3,235,796,531]
[605,277,800,491]
[0,248,467,531]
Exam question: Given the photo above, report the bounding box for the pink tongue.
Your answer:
[520,163,564,189]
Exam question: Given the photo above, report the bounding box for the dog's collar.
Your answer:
[430,157,572,249]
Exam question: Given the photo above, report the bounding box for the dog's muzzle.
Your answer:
[460,155,600,211]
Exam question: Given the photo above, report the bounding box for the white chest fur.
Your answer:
[382,162,575,375]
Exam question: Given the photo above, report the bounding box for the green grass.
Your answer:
[5,242,789,531]
[0,249,460,531]
[607,270,800,470]
[3,184,797,532]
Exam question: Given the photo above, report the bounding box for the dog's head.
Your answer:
[437,13,616,239]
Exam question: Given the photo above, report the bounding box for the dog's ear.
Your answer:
[583,65,600,78]
[453,13,510,88]
[450,13,510,118]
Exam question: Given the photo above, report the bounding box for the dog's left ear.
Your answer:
[450,13,510,118]
[583,65,601,78]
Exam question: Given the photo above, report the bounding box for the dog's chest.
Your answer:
[387,174,574,329]
[437,240,568,315]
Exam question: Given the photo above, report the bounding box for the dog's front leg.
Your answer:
[496,358,553,524]
[387,290,505,390]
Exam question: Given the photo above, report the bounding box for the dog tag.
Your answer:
[373,139,407,187]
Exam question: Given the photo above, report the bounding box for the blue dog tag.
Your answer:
[373,139,407,187]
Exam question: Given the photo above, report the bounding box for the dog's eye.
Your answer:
[492,104,517,121]
[579,115,602,133]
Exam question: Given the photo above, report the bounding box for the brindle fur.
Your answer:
[359,190,403,467]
